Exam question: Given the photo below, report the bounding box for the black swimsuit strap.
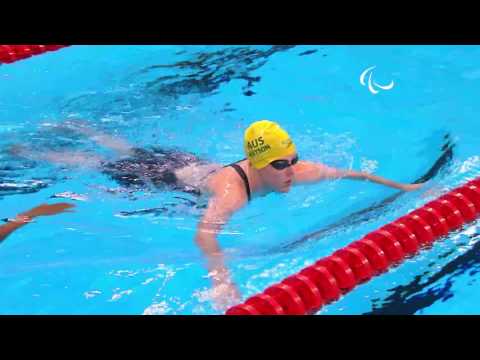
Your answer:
[229,163,251,202]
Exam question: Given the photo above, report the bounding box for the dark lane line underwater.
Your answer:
[364,228,480,315]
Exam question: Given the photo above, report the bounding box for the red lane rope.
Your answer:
[226,178,480,315]
[0,45,69,64]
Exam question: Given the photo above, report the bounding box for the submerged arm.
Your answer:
[196,197,240,283]
[195,188,246,309]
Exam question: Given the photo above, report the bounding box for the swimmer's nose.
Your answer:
[285,167,294,177]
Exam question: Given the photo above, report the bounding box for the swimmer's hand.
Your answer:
[211,280,241,312]
[400,183,425,192]
[20,203,75,219]
[208,265,241,311]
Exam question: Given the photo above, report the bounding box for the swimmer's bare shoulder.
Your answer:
[205,166,249,203]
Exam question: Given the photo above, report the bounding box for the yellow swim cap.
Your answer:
[244,120,297,169]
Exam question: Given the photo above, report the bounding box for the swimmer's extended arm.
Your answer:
[0,203,75,243]
[339,170,423,191]
[294,161,423,191]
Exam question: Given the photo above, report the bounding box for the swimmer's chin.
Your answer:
[276,185,292,193]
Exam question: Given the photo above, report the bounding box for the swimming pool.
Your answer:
[1,45,480,314]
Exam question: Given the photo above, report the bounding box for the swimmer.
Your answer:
[10,120,423,310]
[193,120,423,310]
[0,203,75,243]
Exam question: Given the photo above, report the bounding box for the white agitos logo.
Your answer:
[359,66,395,95]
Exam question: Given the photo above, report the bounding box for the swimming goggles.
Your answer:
[270,155,299,170]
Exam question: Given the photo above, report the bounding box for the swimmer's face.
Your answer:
[258,153,298,193]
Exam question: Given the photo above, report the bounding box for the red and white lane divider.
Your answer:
[0,45,69,64]
[226,178,480,315]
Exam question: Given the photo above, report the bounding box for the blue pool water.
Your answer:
[1,45,480,314]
